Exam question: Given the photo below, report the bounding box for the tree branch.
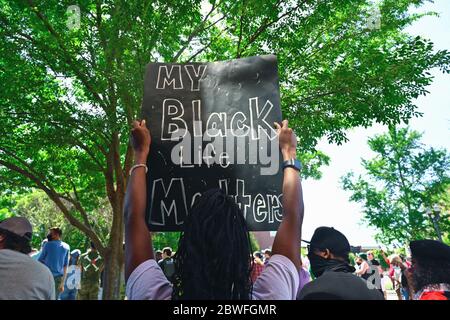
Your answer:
[172,0,220,62]
[240,0,302,54]
[0,147,50,188]
[0,158,106,254]
[26,0,107,110]
[186,26,231,62]
[236,1,246,58]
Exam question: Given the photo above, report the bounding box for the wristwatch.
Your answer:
[283,158,302,171]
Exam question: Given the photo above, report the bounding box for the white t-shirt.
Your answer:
[65,265,82,290]
[126,254,299,300]
[0,249,55,300]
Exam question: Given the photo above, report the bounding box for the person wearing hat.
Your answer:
[297,226,384,300]
[409,239,450,300]
[0,217,55,300]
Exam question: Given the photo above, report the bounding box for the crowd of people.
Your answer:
[1,119,449,300]
[0,221,104,300]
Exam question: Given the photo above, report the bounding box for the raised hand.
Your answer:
[274,120,297,159]
[130,119,151,158]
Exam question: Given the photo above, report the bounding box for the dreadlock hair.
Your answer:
[412,257,450,293]
[172,188,253,300]
[0,228,32,254]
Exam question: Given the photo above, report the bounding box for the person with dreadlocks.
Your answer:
[124,119,303,300]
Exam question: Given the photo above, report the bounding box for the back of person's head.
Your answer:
[307,227,354,278]
[0,217,33,254]
[163,247,172,258]
[172,188,252,300]
[253,251,263,260]
[389,254,402,265]
[264,249,272,257]
[49,227,62,238]
[410,240,450,291]
[309,227,351,262]
[70,249,81,265]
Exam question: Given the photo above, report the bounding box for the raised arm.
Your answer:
[380,249,390,265]
[271,120,304,270]
[124,120,154,282]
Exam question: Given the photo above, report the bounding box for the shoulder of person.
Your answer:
[43,241,54,248]
[300,272,382,300]
[297,276,331,299]
[28,254,54,277]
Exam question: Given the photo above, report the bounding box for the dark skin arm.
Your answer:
[123,119,304,278]
[124,120,154,282]
[271,120,304,270]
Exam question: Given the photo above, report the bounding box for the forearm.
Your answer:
[63,266,67,280]
[381,252,389,265]
[60,266,67,287]
[272,149,304,270]
[124,152,154,281]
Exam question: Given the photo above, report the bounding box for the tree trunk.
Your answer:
[102,182,125,299]
[102,247,123,300]
[102,205,124,299]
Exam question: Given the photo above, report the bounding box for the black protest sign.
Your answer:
[141,55,284,231]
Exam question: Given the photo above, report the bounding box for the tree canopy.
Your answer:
[1,0,449,298]
[342,127,450,246]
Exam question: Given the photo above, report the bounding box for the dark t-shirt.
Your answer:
[371,259,380,266]
[80,250,103,285]
[298,270,384,300]
[158,258,175,281]
[401,269,409,288]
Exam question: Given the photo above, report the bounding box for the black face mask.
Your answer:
[46,233,53,242]
[308,253,355,278]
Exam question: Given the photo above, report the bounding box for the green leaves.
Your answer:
[341,127,450,245]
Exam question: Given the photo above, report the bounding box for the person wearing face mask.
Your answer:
[298,227,384,300]
[38,227,70,299]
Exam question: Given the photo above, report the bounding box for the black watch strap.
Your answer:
[283,158,302,171]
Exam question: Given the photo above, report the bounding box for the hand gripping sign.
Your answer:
[141,55,284,231]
